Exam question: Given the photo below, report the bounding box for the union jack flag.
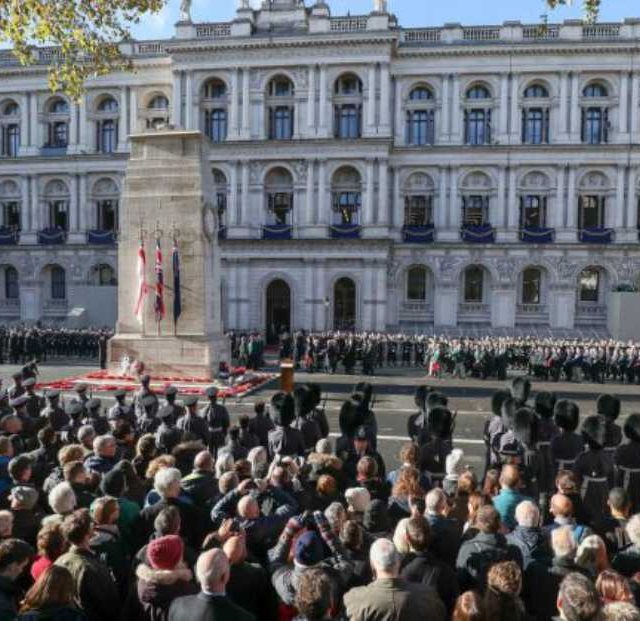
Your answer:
[154,238,165,322]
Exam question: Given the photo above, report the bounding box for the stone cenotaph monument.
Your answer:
[108,129,229,378]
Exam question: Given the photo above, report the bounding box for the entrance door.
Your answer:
[334,277,356,330]
[266,279,291,344]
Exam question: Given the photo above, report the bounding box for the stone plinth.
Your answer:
[108,129,229,379]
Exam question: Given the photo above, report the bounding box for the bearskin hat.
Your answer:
[271,392,295,427]
[581,415,606,450]
[414,386,431,411]
[596,394,621,421]
[554,400,580,432]
[624,413,640,443]
[353,382,373,406]
[293,385,313,418]
[513,407,538,448]
[427,406,454,439]
[305,383,322,408]
[491,390,511,418]
[510,377,531,406]
[426,391,448,412]
[501,397,519,431]
[534,392,557,420]
[338,399,359,436]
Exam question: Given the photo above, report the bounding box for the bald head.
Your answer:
[223,535,247,566]
[196,549,229,594]
[550,494,574,518]
[237,496,259,519]
[194,451,213,472]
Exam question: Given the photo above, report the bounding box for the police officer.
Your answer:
[201,387,229,456]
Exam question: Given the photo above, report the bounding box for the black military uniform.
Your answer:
[614,414,640,513]
[407,386,430,444]
[247,403,275,447]
[60,401,84,444]
[201,387,229,456]
[155,406,183,454]
[177,396,210,445]
[550,400,584,475]
[107,390,136,428]
[534,391,559,499]
[134,375,159,424]
[83,398,109,435]
[23,378,44,422]
[419,406,454,485]
[40,391,69,432]
[291,385,322,452]
[138,394,161,434]
[596,394,623,460]
[267,392,305,458]
[306,383,329,439]
[163,386,186,426]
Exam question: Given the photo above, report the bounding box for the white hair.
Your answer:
[370,538,400,573]
[425,488,447,515]
[603,602,640,621]
[345,487,371,513]
[215,452,234,479]
[196,549,229,591]
[392,518,411,554]
[77,425,95,443]
[576,535,606,571]
[48,482,77,515]
[515,500,540,528]
[93,434,115,453]
[445,449,465,477]
[324,502,347,531]
[247,446,267,477]
[315,438,332,454]
[551,525,577,559]
[627,514,640,546]
[154,467,182,497]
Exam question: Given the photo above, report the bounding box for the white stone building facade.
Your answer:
[1,0,640,339]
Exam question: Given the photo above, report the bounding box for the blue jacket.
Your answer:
[492,489,531,530]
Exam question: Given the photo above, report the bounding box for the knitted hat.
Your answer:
[345,487,371,513]
[147,535,184,570]
[294,531,324,568]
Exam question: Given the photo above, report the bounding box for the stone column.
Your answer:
[69,102,79,149]
[28,93,39,153]
[375,265,387,331]
[241,68,251,139]
[79,174,88,232]
[30,176,39,232]
[378,159,389,229]
[363,159,375,229]
[19,95,29,156]
[498,74,509,141]
[77,96,88,152]
[560,165,577,241]
[626,167,637,230]
[365,65,376,135]
[506,167,518,237]
[440,166,459,241]
[631,73,640,139]
[171,72,182,127]
[434,285,458,327]
[440,75,450,143]
[569,73,580,141]
[555,165,566,229]
[619,71,629,137]
[118,87,129,152]
[451,75,461,142]
[394,77,403,146]
[317,159,327,226]
[510,74,520,143]
[437,166,447,230]
[130,89,138,134]
[229,68,239,139]
[20,176,36,243]
[305,159,315,226]
[558,72,569,141]
[615,165,625,231]
[495,166,507,240]
[318,65,328,137]
[491,288,516,328]
[307,65,315,134]
[241,160,249,231]
[393,166,403,231]
[68,175,80,239]
[229,161,239,227]
[379,63,390,134]
[184,71,194,129]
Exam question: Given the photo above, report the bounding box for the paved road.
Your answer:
[3,362,640,474]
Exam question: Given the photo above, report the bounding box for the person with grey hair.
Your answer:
[84,434,118,474]
[168,548,255,621]
[324,501,347,536]
[344,538,446,621]
[425,487,461,567]
[9,485,42,546]
[77,425,96,453]
[137,467,202,548]
[603,602,640,621]
[43,482,77,525]
[556,572,601,621]
[507,500,551,570]
[613,514,640,577]
[247,445,268,479]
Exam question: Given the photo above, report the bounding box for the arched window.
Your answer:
[579,267,601,303]
[148,95,169,109]
[464,85,492,145]
[0,180,21,231]
[581,83,609,144]
[524,84,549,98]
[95,96,119,154]
[407,266,427,301]
[146,94,170,129]
[331,167,362,225]
[4,266,18,300]
[406,85,435,145]
[0,100,20,157]
[212,169,228,228]
[267,76,295,140]
[45,97,70,148]
[202,79,228,143]
[522,84,550,144]
[50,266,66,299]
[334,74,363,139]
[334,277,356,331]
[463,266,484,302]
[90,264,117,286]
[403,173,434,226]
[92,178,119,232]
[265,167,294,225]
[44,180,70,231]
[522,268,542,304]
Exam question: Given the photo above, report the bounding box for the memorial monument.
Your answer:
[108,129,229,379]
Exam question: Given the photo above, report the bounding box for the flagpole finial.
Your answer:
[154,221,163,241]
[138,219,147,244]
[171,222,181,242]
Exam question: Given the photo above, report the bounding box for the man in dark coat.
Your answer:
[248,401,274,448]
[177,396,210,446]
[181,450,218,509]
[291,385,322,452]
[168,548,255,621]
[201,387,229,456]
[614,413,640,513]
[40,390,69,432]
[0,538,33,620]
[267,392,305,459]
[550,400,583,474]
[134,374,159,423]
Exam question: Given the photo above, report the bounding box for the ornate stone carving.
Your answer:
[293,160,308,183]
[386,260,401,285]
[437,256,462,281]
[613,257,640,284]
[495,258,516,282]
[293,68,308,89]
[552,256,579,281]
[249,161,263,184]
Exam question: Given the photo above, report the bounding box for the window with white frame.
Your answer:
[95,96,119,154]
[44,98,70,148]
[202,79,228,143]
[331,166,362,225]
[334,74,363,139]
[406,86,435,146]
[265,167,294,225]
[0,101,20,157]
[464,85,492,145]
[581,83,609,144]
[267,76,295,141]
[521,84,550,145]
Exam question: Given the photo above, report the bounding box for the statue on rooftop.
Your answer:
[179,0,192,22]
[373,0,387,12]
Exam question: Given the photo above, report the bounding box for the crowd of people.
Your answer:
[269,331,640,384]
[0,327,112,367]
[0,370,632,620]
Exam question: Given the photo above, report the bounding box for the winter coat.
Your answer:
[136,562,197,621]
[17,606,88,621]
[456,532,517,592]
[400,551,460,613]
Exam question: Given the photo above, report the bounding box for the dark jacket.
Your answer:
[227,561,277,621]
[267,426,305,459]
[181,470,218,509]
[507,526,552,570]
[400,551,460,613]
[456,532,516,592]
[138,498,203,550]
[168,592,255,621]
[426,514,461,567]
[613,544,640,578]
[0,575,18,621]
[54,546,120,621]
[136,563,198,621]
[17,607,88,621]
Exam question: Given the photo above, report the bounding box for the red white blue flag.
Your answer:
[154,238,165,322]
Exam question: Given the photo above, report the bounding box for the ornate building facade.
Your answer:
[1,0,640,338]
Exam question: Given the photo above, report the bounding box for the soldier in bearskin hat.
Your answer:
[353,382,378,447]
[267,392,305,459]
[596,393,623,457]
[335,398,359,463]
[291,385,322,452]
[483,390,510,473]
[575,415,613,524]
[510,377,531,408]
[407,385,430,444]
[614,413,640,513]
[534,391,559,500]
[550,400,583,475]
[305,383,329,439]
[155,405,184,454]
[419,405,455,485]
